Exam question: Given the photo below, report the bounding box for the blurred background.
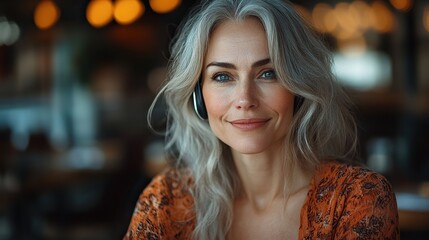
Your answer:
[0,0,428,239]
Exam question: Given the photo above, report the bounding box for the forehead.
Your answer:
[205,17,269,62]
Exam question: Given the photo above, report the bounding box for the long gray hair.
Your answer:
[148,0,357,238]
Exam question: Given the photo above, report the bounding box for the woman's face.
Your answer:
[202,17,295,155]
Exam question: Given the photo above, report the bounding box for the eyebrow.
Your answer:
[205,58,271,69]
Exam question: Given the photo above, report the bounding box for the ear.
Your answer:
[192,80,208,120]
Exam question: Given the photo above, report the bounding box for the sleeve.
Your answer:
[334,172,400,240]
[123,175,170,240]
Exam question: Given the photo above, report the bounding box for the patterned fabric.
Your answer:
[300,162,399,239]
[124,162,399,239]
[124,170,195,240]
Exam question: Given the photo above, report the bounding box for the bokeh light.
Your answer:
[149,0,181,14]
[334,2,360,37]
[0,18,21,46]
[312,3,335,33]
[350,1,375,31]
[371,1,395,33]
[86,0,114,28]
[34,0,60,30]
[114,0,145,25]
[390,0,413,12]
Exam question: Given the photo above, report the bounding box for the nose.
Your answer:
[234,81,259,110]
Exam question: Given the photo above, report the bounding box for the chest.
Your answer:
[227,210,299,239]
[227,194,307,240]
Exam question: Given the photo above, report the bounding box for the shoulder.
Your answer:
[144,168,194,200]
[302,161,399,239]
[312,161,396,210]
[316,161,394,198]
[318,161,387,182]
[138,168,194,218]
[124,168,195,239]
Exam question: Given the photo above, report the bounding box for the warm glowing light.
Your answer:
[86,0,114,28]
[371,2,395,33]
[424,6,429,32]
[114,0,145,25]
[350,1,375,31]
[34,0,60,29]
[149,0,181,14]
[312,3,335,33]
[390,0,413,12]
[323,11,338,33]
[334,3,359,35]
[330,3,364,46]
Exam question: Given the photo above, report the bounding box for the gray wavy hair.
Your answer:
[148,0,357,238]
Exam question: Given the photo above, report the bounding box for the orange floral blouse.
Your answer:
[124,162,399,239]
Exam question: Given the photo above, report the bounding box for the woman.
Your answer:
[124,0,399,239]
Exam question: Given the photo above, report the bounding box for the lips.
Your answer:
[229,118,270,130]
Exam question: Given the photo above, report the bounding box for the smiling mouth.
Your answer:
[229,118,270,130]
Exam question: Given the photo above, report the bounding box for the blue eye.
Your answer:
[213,73,232,82]
[260,70,276,80]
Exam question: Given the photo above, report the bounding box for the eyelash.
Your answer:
[212,73,232,82]
[211,69,276,82]
[260,70,276,80]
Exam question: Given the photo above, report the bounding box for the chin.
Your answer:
[229,143,270,155]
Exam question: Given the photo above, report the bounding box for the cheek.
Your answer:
[203,91,228,119]
[268,89,295,116]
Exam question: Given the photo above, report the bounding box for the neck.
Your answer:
[232,150,311,211]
